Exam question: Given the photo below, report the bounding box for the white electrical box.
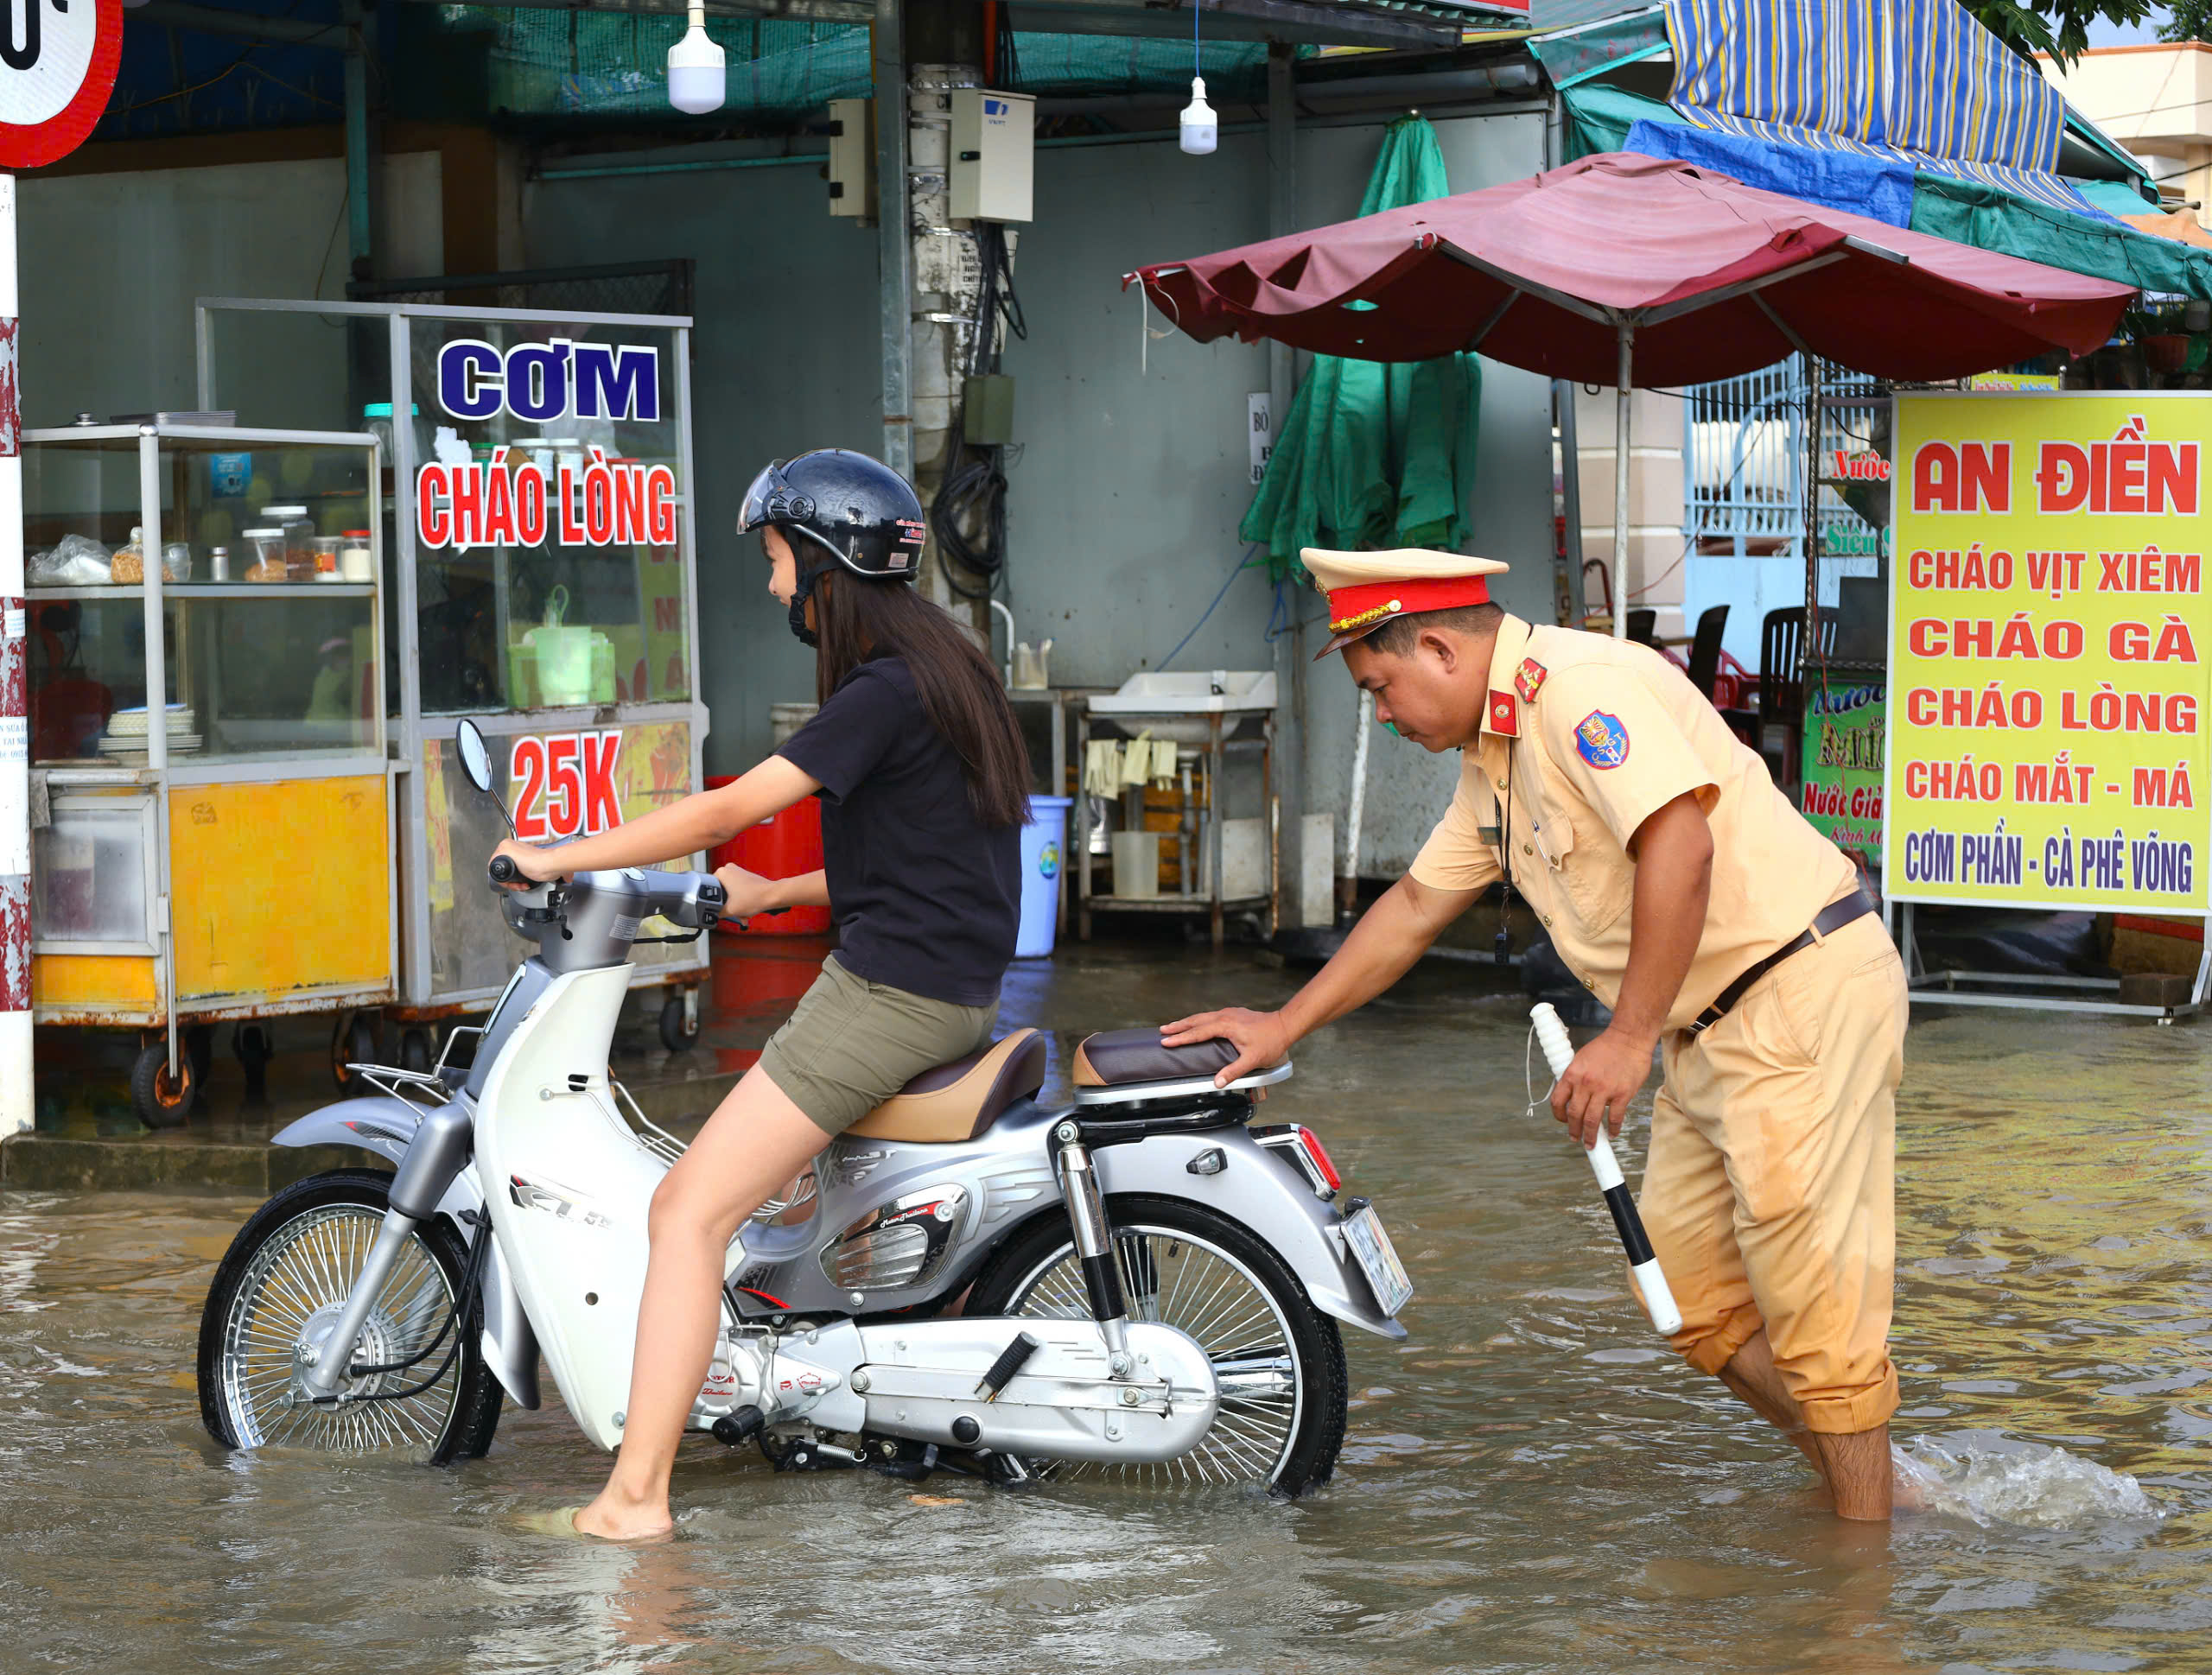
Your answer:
[950,88,1034,222]
[826,97,874,219]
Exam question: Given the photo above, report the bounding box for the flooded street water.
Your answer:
[3,946,2209,1673]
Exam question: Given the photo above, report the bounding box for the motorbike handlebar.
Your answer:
[487,854,521,885]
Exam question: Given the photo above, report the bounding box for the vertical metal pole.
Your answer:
[343,1,373,277]
[391,310,431,1005]
[1264,41,1304,930]
[137,429,177,1080]
[0,174,29,1137]
[1803,352,1824,692]
[874,0,913,479]
[1555,381,1586,625]
[1612,320,1633,639]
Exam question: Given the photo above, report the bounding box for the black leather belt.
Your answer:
[1685,892,1878,1037]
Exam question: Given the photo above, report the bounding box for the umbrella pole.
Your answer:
[1613,321,1633,640]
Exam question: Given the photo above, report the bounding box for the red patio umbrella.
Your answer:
[1125,152,2135,632]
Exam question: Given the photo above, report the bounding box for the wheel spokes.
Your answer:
[1003,1222,1304,1488]
[219,1204,461,1457]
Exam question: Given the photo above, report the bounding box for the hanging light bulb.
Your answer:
[1180,76,1217,155]
[668,2,726,115]
[1180,0,1215,156]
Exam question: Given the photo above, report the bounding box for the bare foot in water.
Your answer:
[573,1490,677,1542]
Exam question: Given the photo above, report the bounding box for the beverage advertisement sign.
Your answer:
[1886,393,2210,912]
[1801,676,1885,875]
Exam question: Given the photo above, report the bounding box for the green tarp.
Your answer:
[1241,116,1482,583]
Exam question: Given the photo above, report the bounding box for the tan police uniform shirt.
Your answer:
[1408,614,1856,1031]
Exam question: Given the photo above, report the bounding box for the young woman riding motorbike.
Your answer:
[490,448,1030,1539]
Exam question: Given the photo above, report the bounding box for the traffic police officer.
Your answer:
[1167,548,1910,1520]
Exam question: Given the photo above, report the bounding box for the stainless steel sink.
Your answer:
[1087,670,1278,745]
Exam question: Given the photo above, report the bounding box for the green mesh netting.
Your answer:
[1000,35,1274,100]
[433,7,1274,117]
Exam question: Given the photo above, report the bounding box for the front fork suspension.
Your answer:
[1052,1120,1134,1376]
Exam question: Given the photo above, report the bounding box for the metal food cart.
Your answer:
[23,423,397,1125]
[194,296,710,1068]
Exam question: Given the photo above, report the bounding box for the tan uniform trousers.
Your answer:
[1641,909,1909,1436]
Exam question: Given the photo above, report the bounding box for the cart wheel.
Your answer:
[399,1028,435,1077]
[131,1043,196,1130]
[332,1012,379,1097]
[659,993,700,1054]
[232,1025,273,1101]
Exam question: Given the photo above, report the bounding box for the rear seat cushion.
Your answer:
[1071,1027,1241,1087]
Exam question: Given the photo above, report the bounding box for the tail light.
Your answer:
[1253,1124,1340,1200]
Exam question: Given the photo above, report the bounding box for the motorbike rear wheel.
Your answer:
[965,1194,1347,1495]
[196,1169,505,1463]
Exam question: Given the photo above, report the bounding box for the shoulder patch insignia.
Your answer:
[1515,657,1548,704]
[1573,710,1630,770]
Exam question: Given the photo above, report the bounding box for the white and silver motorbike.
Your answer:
[195,720,1411,1494]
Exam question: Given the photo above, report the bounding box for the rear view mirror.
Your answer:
[457,719,518,837]
[456,719,494,793]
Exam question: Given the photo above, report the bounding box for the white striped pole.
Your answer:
[0,173,30,1139]
[1529,1002,1681,1335]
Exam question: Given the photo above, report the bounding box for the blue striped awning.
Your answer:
[1662,0,2107,219]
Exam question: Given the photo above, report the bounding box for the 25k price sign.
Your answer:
[1886,392,2212,914]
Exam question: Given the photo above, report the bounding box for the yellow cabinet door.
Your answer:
[169,777,394,1003]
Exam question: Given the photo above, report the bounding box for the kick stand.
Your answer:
[1897,901,2211,1024]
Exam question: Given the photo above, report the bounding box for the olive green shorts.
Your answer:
[758,955,999,1136]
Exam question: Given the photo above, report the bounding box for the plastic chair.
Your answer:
[1685,605,1729,700]
[1754,606,1837,783]
[1625,608,1658,647]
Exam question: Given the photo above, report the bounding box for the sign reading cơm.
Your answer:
[1886,394,2210,914]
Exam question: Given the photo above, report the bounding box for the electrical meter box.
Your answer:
[950,89,1034,223]
[827,97,874,218]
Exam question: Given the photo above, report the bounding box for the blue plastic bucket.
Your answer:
[1016,795,1073,958]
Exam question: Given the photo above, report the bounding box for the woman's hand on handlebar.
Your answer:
[713,862,783,920]
[489,837,566,888]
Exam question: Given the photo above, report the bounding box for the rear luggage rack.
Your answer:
[1071,1060,1293,1108]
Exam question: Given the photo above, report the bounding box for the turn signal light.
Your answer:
[1252,1124,1341,1199]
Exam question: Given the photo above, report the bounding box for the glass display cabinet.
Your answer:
[22,423,397,1125]
[195,298,708,1050]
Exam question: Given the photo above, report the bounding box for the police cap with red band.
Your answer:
[1302,548,1511,659]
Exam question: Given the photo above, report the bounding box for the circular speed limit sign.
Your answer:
[1,0,122,170]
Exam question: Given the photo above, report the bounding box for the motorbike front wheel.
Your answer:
[965,1194,1348,1495]
[196,1169,505,1463]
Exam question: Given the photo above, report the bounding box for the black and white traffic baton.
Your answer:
[1529,1002,1682,1336]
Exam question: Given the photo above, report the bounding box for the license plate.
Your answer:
[1343,1203,1413,1317]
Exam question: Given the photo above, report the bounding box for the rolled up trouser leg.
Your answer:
[1649,911,1909,1435]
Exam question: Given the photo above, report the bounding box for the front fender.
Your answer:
[271,1095,539,1409]
[1096,1128,1407,1340]
[273,1094,426,1168]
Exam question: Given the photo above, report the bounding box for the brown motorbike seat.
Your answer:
[846,1028,1048,1143]
[1070,1026,1246,1088]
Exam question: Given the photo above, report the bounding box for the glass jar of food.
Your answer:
[312,536,344,582]
[339,530,373,583]
[240,527,289,583]
[263,504,314,581]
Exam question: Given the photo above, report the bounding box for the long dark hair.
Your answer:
[811,573,1032,828]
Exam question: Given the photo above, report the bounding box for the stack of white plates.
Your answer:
[99,704,201,762]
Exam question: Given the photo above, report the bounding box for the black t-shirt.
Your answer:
[775,656,1020,1006]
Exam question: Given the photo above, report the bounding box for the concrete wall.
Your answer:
[16,153,444,429]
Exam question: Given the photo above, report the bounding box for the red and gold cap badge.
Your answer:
[1300,548,1512,659]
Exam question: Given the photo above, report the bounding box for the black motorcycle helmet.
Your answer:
[738,449,926,581]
